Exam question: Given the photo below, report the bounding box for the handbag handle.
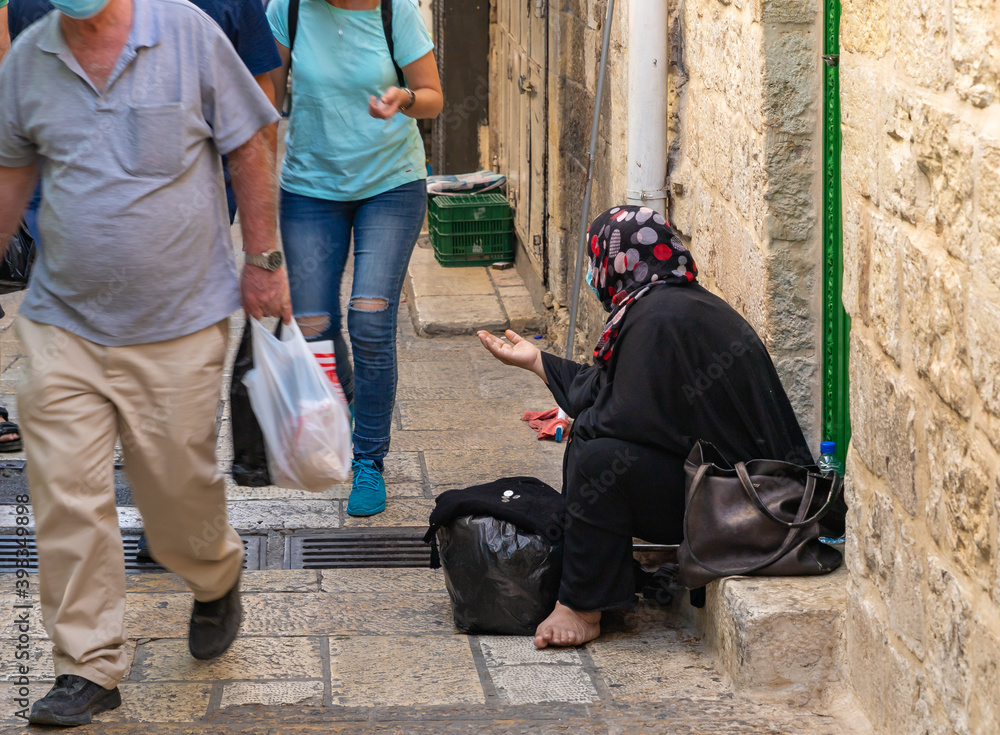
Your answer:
[682,460,818,580]
[734,463,841,529]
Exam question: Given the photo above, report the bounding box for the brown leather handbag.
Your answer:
[677,441,844,589]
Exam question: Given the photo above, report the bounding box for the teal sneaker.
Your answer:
[346,459,386,517]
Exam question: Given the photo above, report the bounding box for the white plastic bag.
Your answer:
[242,318,351,491]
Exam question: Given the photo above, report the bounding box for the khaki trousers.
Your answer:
[16,317,244,688]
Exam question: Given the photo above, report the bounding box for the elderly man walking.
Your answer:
[0,0,288,725]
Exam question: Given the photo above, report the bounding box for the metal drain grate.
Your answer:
[0,534,264,572]
[287,530,431,569]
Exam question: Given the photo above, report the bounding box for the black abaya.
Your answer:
[542,283,813,611]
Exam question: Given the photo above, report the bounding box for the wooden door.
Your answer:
[494,0,548,281]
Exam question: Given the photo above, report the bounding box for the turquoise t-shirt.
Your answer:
[267,0,433,201]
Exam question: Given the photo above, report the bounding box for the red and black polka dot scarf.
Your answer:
[587,205,698,366]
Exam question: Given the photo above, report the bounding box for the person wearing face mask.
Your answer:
[0,0,289,725]
[478,205,813,649]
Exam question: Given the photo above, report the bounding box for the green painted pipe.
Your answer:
[822,0,851,464]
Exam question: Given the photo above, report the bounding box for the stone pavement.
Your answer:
[0,233,867,733]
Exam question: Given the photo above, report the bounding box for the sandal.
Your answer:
[0,407,22,453]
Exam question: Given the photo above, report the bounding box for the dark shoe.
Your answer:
[0,407,21,453]
[188,576,242,660]
[134,532,153,562]
[28,674,122,727]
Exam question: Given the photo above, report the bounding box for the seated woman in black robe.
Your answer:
[477,205,814,648]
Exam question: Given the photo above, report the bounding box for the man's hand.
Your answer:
[368,87,407,119]
[241,264,292,323]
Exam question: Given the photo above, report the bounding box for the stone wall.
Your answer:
[840,0,1000,732]
[544,0,630,360]
[668,0,824,447]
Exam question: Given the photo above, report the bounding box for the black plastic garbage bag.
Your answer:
[437,516,563,635]
[230,318,280,487]
[0,223,36,295]
[425,477,566,636]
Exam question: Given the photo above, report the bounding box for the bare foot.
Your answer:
[533,602,601,649]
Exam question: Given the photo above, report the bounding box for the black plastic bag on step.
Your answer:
[230,318,280,486]
[425,477,565,636]
[0,223,36,295]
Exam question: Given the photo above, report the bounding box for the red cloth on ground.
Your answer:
[522,408,570,441]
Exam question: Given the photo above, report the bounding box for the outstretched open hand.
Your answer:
[477,329,547,383]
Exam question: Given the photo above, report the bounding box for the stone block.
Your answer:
[978,140,1000,285]
[487,664,598,705]
[967,291,1000,418]
[220,681,325,708]
[887,523,926,661]
[105,682,212,724]
[924,555,973,735]
[761,0,817,24]
[890,0,951,90]
[762,30,817,137]
[841,193,870,318]
[869,214,902,362]
[952,0,1000,107]
[848,333,875,472]
[846,590,890,730]
[901,242,973,418]
[840,0,889,56]
[912,103,976,263]
[130,637,324,682]
[870,366,919,516]
[328,635,483,706]
[841,65,880,201]
[340,498,435,529]
[925,408,994,582]
[970,616,1000,734]
[410,294,508,337]
[319,568,444,594]
[588,630,729,703]
[700,570,847,707]
[498,287,543,332]
[878,87,919,224]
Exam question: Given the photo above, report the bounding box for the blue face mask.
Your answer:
[51,0,112,20]
[586,270,600,298]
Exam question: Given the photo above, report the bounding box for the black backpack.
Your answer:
[287,0,405,87]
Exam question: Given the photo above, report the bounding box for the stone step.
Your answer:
[404,239,543,336]
[689,564,870,728]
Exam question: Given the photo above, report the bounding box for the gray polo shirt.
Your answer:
[0,0,280,346]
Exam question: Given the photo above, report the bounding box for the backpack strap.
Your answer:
[380,0,406,88]
[288,0,300,68]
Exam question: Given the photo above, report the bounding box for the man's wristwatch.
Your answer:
[245,249,284,271]
[399,87,416,112]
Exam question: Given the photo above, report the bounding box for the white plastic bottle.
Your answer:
[817,441,845,545]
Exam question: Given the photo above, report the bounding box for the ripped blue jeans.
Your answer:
[279,180,426,469]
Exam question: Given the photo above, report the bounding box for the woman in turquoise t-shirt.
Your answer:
[267,0,441,517]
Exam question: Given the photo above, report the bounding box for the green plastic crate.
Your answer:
[430,224,514,267]
[429,192,511,225]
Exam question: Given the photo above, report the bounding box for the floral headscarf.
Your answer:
[587,205,698,365]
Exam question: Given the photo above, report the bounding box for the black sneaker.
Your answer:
[188,576,242,660]
[28,674,122,727]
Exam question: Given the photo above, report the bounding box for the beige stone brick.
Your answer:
[848,333,874,472]
[840,0,890,57]
[846,591,889,730]
[841,64,880,201]
[926,409,994,581]
[878,87,919,225]
[870,367,919,516]
[884,643,930,735]
[977,140,1000,286]
[901,242,973,418]
[952,0,1000,107]
[912,104,976,263]
[841,194,868,317]
[924,556,973,735]
[887,524,926,660]
[869,214,902,362]
[761,0,817,24]
[970,616,1000,734]
[967,291,1000,418]
[890,0,951,90]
